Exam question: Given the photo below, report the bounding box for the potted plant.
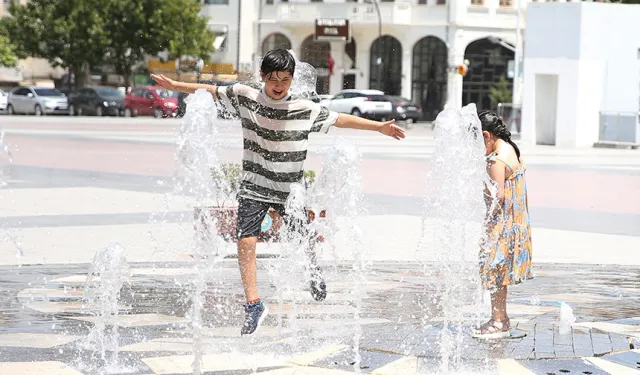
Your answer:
[194,164,326,243]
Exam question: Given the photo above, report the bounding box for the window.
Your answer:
[204,0,228,4]
[213,33,228,52]
[499,0,512,6]
[470,0,483,5]
[34,88,63,97]
[418,0,427,4]
[437,0,446,4]
[13,88,30,96]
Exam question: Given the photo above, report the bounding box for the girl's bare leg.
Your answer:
[491,286,508,323]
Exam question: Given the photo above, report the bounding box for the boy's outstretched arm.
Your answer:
[150,74,218,99]
[334,113,406,140]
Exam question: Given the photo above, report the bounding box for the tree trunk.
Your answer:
[124,66,132,93]
[74,62,91,89]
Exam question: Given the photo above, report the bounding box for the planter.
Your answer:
[194,206,326,243]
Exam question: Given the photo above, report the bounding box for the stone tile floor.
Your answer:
[1,260,639,374]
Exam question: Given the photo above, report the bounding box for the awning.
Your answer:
[213,34,227,50]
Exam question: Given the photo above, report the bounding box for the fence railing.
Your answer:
[496,103,522,134]
[598,111,640,144]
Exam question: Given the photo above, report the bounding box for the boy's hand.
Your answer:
[150,74,176,91]
[378,120,406,140]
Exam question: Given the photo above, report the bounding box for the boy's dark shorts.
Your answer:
[236,197,309,239]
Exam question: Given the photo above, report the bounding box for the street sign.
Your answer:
[315,19,351,42]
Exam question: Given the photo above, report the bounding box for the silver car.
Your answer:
[7,86,69,115]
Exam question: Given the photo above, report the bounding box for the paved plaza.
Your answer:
[1,116,640,374]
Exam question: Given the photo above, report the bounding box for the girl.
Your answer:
[472,111,533,339]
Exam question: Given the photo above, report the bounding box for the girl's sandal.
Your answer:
[471,318,511,339]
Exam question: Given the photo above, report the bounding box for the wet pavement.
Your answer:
[1,118,639,374]
[1,260,639,375]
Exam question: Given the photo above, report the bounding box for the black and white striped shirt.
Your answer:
[216,83,339,204]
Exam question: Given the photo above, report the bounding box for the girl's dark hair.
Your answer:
[261,49,296,77]
[478,110,521,160]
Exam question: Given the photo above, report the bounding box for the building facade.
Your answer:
[520,2,640,147]
[256,0,526,120]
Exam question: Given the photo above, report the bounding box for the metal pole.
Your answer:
[372,0,382,91]
[511,0,522,132]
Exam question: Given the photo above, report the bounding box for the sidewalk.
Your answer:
[1,260,639,375]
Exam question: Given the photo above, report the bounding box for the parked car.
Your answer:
[0,89,7,112]
[6,86,69,115]
[123,86,178,118]
[322,89,393,120]
[68,86,125,116]
[385,96,422,124]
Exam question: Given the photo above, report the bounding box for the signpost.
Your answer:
[315,19,351,42]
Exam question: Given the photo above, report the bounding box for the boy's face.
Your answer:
[261,71,293,100]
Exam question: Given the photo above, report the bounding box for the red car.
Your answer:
[123,86,178,118]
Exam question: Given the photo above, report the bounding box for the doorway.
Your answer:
[534,74,558,145]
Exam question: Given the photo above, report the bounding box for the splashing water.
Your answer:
[266,183,311,341]
[81,243,131,374]
[312,138,368,372]
[0,132,23,260]
[0,131,11,188]
[287,49,320,101]
[176,89,229,375]
[419,104,491,373]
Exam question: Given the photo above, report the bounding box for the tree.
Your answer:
[102,0,215,91]
[156,0,216,64]
[0,32,18,68]
[489,76,513,108]
[3,0,110,88]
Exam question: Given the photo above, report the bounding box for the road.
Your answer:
[0,116,639,266]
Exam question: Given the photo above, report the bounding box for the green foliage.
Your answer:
[155,0,216,61]
[0,33,18,68]
[2,0,215,89]
[489,76,513,108]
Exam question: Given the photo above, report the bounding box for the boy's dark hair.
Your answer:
[261,49,296,77]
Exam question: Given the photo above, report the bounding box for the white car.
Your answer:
[0,89,7,112]
[322,89,393,120]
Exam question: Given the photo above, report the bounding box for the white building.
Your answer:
[256,0,526,120]
[520,2,640,147]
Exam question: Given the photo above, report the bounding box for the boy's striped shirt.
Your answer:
[215,84,338,204]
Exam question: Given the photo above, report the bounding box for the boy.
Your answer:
[151,49,405,335]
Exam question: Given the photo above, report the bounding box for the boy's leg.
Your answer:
[275,204,327,301]
[237,236,259,302]
[236,198,271,335]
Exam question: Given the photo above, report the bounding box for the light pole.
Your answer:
[513,0,522,133]
[365,0,382,91]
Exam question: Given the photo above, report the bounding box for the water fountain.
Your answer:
[0,130,23,260]
[81,243,132,374]
[312,138,368,372]
[174,89,228,375]
[419,104,491,373]
[0,131,11,188]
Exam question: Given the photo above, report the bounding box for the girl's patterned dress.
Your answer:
[480,152,533,290]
